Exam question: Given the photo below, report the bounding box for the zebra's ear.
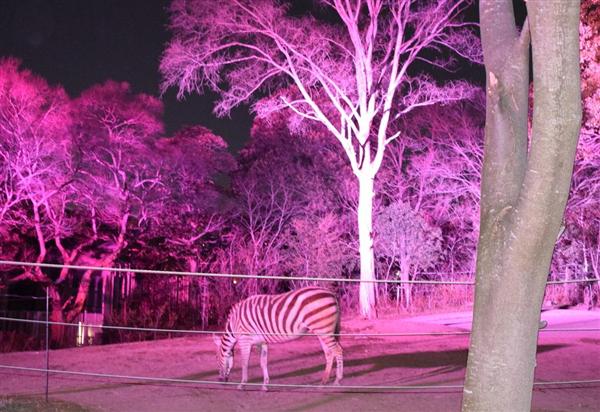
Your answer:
[212,333,221,347]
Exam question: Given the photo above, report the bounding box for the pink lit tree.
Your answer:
[283,213,353,288]
[146,125,236,328]
[375,100,484,308]
[548,0,600,307]
[230,113,356,297]
[0,59,72,241]
[152,125,235,265]
[573,0,600,305]
[205,117,303,298]
[227,172,297,297]
[402,101,483,272]
[160,0,480,317]
[63,81,164,322]
[580,0,600,138]
[374,201,443,309]
[1,74,166,344]
[0,58,76,341]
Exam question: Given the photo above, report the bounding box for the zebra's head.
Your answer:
[213,334,233,382]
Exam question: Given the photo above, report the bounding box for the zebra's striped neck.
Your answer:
[221,309,239,353]
[220,331,236,354]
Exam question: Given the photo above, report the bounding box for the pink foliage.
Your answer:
[71,80,164,228]
[1,1,599,344]
[283,213,354,286]
[580,0,600,135]
[160,0,483,318]
[161,0,481,117]
[542,1,600,308]
[378,99,484,277]
[374,200,443,307]
[0,58,73,260]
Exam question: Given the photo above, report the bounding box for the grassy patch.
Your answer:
[0,396,90,412]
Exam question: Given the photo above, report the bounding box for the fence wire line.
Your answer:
[0,293,47,300]
[0,364,461,391]
[1,365,598,392]
[1,260,598,285]
[1,316,598,338]
[0,260,472,285]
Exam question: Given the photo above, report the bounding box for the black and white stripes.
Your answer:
[213,286,344,390]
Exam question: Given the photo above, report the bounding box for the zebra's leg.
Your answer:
[322,352,334,385]
[333,343,343,385]
[259,343,270,391]
[317,338,334,385]
[238,341,252,390]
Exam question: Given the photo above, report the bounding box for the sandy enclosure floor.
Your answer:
[0,309,598,412]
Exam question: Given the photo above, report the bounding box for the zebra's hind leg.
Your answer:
[321,351,334,385]
[259,343,270,391]
[237,341,252,390]
[317,338,334,385]
[333,344,343,385]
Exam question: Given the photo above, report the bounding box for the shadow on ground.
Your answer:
[268,344,567,382]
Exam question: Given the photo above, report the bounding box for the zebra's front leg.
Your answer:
[259,343,270,391]
[238,342,252,390]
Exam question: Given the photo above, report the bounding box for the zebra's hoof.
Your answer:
[237,384,244,390]
[261,385,269,392]
[332,380,341,386]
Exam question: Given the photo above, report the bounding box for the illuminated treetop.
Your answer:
[161,0,481,318]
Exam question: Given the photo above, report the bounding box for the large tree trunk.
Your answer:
[65,213,129,323]
[47,285,66,348]
[462,1,581,411]
[357,172,376,318]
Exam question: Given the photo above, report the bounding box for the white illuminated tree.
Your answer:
[160,0,480,317]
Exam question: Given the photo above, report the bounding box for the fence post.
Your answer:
[45,287,49,402]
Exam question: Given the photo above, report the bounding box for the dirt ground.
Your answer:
[0,309,598,412]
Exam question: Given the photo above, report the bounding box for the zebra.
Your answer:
[212,286,343,391]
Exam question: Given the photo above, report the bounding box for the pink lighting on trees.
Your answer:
[0,1,598,353]
[0,66,167,345]
[66,80,164,322]
[160,0,481,318]
[0,58,74,343]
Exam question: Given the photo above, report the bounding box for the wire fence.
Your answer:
[1,259,599,285]
[1,364,599,393]
[2,365,600,395]
[1,314,598,337]
[0,293,48,300]
[0,259,599,399]
[0,364,464,392]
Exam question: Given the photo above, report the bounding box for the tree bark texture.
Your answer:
[462,1,581,411]
[358,172,377,318]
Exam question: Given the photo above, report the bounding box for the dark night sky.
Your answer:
[0,0,253,153]
[0,1,526,153]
